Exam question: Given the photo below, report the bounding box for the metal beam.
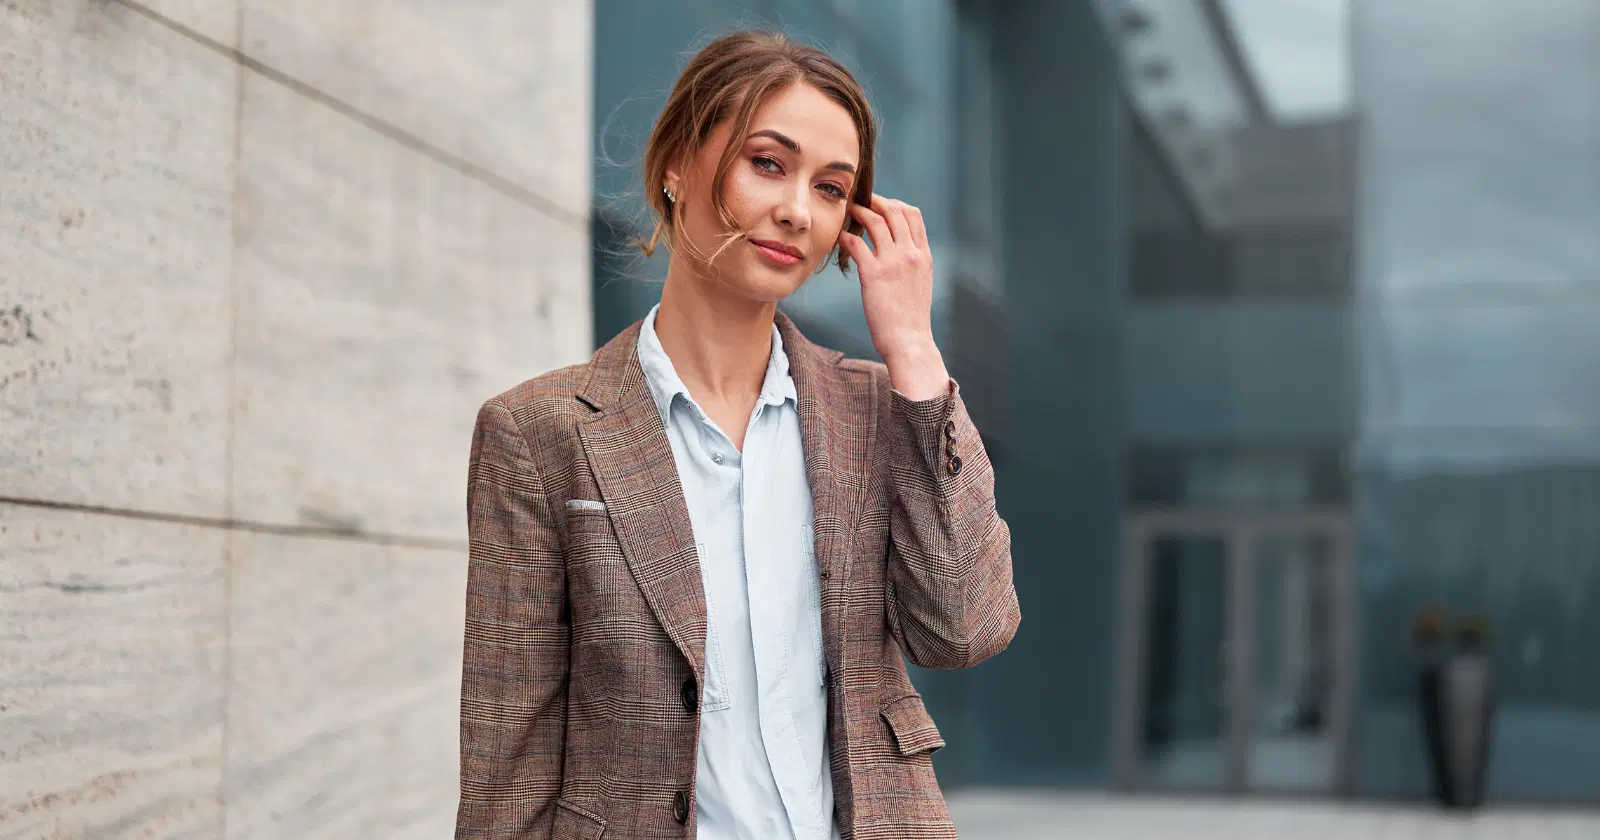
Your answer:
[1199,0,1273,123]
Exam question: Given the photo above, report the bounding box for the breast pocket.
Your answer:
[563,507,631,600]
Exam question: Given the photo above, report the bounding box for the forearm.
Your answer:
[882,381,1020,669]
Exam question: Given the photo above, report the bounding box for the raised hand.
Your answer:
[838,194,950,400]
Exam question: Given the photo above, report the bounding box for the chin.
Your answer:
[725,256,811,302]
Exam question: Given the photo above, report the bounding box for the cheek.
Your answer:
[815,204,848,244]
[720,167,777,225]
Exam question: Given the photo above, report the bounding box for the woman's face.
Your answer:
[667,82,861,302]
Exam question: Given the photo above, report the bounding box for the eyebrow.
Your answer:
[748,129,857,175]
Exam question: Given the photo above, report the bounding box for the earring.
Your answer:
[663,186,675,204]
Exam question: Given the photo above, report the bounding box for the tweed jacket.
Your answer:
[456,312,1021,840]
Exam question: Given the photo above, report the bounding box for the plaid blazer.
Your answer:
[456,312,1021,840]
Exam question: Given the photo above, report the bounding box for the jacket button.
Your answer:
[944,419,957,440]
[681,678,698,715]
[947,455,964,476]
[673,789,691,823]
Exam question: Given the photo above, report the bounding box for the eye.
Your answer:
[817,183,848,200]
[752,155,782,174]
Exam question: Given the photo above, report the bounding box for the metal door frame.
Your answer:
[1112,509,1357,796]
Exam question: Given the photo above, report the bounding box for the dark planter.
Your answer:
[1419,652,1495,809]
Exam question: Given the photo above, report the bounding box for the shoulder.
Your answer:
[836,356,889,381]
[485,362,591,424]
[834,357,893,402]
[472,362,594,464]
[777,313,885,388]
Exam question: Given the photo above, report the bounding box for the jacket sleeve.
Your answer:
[883,379,1021,670]
[456,400,569,839]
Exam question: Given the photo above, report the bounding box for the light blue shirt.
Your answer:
[637,305,839,840]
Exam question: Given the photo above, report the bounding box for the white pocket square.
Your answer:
[565,499,607,513]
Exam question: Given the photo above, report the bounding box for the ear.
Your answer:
[662,166,682,199]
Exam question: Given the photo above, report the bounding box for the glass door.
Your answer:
[1114,513,1354,794]
[1130,531,1230,788]
[1244,530,1347,792]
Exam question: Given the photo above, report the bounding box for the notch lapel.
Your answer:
[777,313,877,673]
[576,326,708,677]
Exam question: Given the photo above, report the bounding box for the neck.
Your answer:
[655,265,775,404]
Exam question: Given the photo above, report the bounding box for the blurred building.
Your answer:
[592,0,1600,805]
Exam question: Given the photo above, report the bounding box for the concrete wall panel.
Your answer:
[238,0,592,215]
[0,0,235,517]
[0,505,226,839]
[230,73,590,542]
[135,0,239,48]
[224,533,465,839]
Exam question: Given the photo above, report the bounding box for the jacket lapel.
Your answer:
[776,313,877,670]
[576,323,709,676]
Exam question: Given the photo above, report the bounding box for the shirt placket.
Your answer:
[752,400,831,839]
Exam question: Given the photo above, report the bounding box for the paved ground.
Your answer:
[944,790,1600,839]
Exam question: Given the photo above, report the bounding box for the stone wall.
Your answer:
[0,1,592,836]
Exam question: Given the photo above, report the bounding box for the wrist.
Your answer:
[883,339,949,401]
[880,334,939,367]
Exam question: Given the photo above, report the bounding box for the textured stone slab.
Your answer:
[0,504,226,840]
[0,0,235,517]
[225,533,466,839]
[231,72,590,542]
[136,0,239,48]
[382,542,468,840]
[238,0,593,216]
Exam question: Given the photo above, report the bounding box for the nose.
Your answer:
[775,184,811,233]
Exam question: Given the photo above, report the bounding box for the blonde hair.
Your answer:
[639,30,876,272]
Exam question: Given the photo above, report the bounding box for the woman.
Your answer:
[456,31,1019,840]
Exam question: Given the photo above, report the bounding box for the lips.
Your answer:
[750,238,804,265]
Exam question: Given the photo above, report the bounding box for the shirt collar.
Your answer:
[636,304,797,427]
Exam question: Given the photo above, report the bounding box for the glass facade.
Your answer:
[1352,0,1600,802]
[593,0,1600,804]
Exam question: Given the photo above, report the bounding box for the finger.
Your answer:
[871,194,913,248]
[904,203,929,251]
[848,202,892,254]
[837,230,874,269]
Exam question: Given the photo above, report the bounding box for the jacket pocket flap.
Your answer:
[879,693,945,756]
[552,799,606,839]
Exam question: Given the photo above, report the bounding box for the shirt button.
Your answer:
[673,790,691,823]
[711,452,725,465]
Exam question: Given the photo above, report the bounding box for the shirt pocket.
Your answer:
[698,541,733,713]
